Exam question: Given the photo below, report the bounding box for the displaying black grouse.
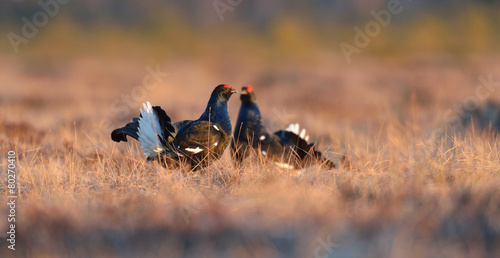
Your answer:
[231,86,335,169]
[111,84,238,170]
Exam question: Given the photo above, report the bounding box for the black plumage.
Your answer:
[231,85,335,169]
[112,84,238,170]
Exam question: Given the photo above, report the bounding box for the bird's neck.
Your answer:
[235,102,266,136]
[199,96,232,134]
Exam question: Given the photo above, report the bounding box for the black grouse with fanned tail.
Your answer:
[111,84,237,170]
[231,85,335,169]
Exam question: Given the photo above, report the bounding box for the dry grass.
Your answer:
[1,54,500,258]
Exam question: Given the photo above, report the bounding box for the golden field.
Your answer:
[1,6,500,257]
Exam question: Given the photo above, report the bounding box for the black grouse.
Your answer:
[231,85,335,169]
[111,84,238,170]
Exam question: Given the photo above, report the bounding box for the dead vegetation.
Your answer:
[1,56,500,257]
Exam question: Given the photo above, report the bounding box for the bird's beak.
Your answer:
[241,89,248,95]
[231,89,238,94]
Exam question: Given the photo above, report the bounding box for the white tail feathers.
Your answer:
[300,129,306,139]
[285,123,299,135]
[285,123,310,142]
[137,101,164,158]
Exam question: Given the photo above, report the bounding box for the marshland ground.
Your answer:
[1,1,500,257]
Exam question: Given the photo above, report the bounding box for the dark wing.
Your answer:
[274,129,335,169]
[275,130,312,159]
[175,121,227,161]
[111,118,140,142]
[256,132,283,157]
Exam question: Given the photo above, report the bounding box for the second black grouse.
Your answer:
[231,85,335,169]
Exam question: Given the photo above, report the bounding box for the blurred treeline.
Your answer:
[1,0,500,60]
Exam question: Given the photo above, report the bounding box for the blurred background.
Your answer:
[2,0,499,58]
[1,0,500,137]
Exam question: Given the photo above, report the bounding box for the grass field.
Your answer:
[1,7,500,257]
[1,54,499,257]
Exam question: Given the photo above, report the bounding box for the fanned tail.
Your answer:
[277,123,336,169]
[278,123,312,154]
[136,102,164,157]
[111,102,176,159]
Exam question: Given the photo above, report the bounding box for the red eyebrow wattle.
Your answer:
[223,84,231,89]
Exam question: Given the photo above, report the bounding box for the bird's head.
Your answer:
[240,85,257,105]
[214,84,238,101]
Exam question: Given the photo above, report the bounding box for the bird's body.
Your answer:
[232,98,282,163]
[231,86,335,169]
[111,84,237,170]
